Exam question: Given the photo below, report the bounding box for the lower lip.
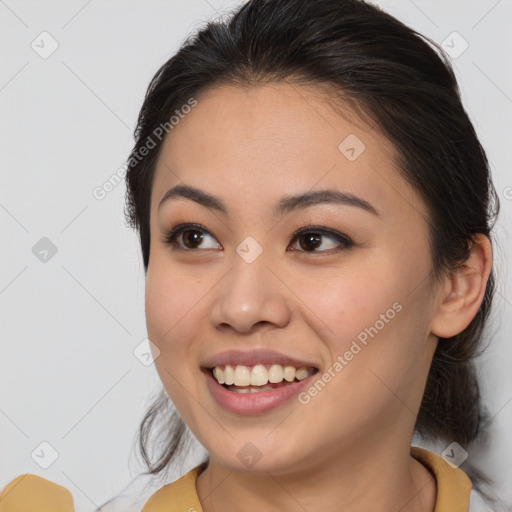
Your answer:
[204,370,316,415]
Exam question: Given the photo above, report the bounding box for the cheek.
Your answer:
[288,258,403,350]
[145,261,205,343]
[144,261,210,395]
[144,265,206,416]
[291,250,432,386]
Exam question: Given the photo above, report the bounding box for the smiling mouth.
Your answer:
[208,364,318,393]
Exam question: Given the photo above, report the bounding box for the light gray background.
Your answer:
[1,0,511,510]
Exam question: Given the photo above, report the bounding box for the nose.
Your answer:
[210,250,292,335]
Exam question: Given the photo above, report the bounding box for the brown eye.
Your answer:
[289,227,353,253]
[163,224,221,251]
[163,223,353,253]
[297,232,322,251]
[181,229,204,249]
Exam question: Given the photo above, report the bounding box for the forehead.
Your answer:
[151,82,427,223]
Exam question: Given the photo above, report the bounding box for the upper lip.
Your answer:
[201,349,320,370]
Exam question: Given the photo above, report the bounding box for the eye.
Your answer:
[288,226,353,253]
[162,223,354,254]
[162,223,221,251]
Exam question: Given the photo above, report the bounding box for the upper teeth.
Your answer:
[212,364,314,386]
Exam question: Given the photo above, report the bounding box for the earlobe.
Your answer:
[430,234,493,339]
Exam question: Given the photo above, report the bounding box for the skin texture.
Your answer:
[145,82,492,512]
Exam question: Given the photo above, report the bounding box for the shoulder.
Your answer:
[0,473,74,511]
[0,465,206,512]
[141,463,207,512]
[410,446,472,511]
[95,463,207,512]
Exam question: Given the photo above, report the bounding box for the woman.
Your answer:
[0,0,506,510]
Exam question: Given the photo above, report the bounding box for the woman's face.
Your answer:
[145,82,441,474]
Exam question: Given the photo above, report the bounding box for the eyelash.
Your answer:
[161,222,354,254]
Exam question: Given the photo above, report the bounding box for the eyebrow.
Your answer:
[158,184,379,217]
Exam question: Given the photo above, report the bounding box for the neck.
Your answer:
[196,436,437,512]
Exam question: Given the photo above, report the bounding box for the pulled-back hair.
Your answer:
[123,0,502,507]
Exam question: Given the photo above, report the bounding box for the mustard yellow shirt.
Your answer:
[0,447,475,511]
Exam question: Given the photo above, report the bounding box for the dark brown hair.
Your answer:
[123,0,502,507]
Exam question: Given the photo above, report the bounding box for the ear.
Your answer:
[430,234,493,338]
